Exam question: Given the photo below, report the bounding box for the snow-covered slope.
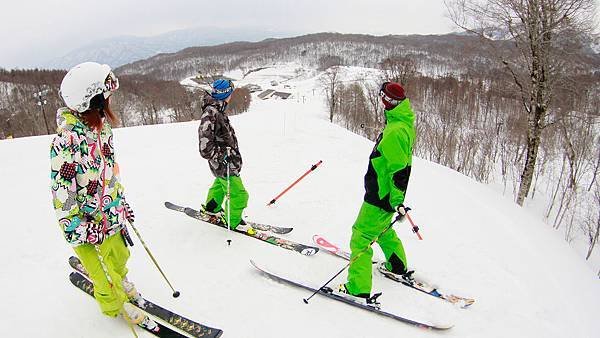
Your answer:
[0,65,598,338]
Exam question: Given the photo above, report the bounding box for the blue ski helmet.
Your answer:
[211,79,234,100]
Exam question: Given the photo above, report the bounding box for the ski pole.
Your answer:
[128,222,181,298]
[94,245,140,338]
[267,160,323,206]
[405,212,423,240]
[225,147,232,246]
[303,214,402,304]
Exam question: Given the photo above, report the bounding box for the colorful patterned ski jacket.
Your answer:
[50,108,129,246]
[363,98,416,212]
[198,96,243,178]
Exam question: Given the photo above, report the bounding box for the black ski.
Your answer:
[69,271,188,338]
[165,201,293,234]
[69,257,223,338]
[250,260,453,331]
[165,201,318,256]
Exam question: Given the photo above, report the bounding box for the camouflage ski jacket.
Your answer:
[50,108,130,246]
[198,97,242,177]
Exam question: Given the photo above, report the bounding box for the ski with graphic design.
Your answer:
[69,272,187,338]
[164,202,318,256]
[312,234,351,260]
[250,260,452,331]
[313,234,378,263]
[165,201,293,234]
[69,257,223,338]
[312,235,475,308]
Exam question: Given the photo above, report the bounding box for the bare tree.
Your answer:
[380,56,418,85]
[318,55,344,71]
[321,66,342,123]
[446,0,598,206]
[584,181,600,259]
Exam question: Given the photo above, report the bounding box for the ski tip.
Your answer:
[430,323,454,330]
[68,271,83,282]
[249,259,262,271]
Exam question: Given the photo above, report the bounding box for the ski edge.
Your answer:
[312,235,475,308]
[249,259,453,331]
[166,202,319,256]
[165,201,293,234]
[68,257,224,338]
[68,271,189,338]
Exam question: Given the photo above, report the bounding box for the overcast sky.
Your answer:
[0,0,458,69]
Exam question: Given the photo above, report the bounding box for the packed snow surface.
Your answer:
[1,64,598,337]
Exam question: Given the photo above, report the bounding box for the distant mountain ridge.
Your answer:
[115,32,517,81]
[44,26,296,70]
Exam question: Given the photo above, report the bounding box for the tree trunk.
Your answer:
[516,107,544,205]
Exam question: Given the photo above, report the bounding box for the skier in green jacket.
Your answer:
[341,81,416,302]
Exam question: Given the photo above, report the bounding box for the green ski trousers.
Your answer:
[204,176,249,229]
[73,232,130,317]
[346,202,407,296]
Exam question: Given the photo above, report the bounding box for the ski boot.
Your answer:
[233,219,256,235]
[122,276,146,308]
[378,262,415,284]
[329,284,382,309]
[200,205,226,225]
[122,302,159,333]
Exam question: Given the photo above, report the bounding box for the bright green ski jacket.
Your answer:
[363,99,415,212]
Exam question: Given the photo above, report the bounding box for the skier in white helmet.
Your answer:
[50,62,159,333]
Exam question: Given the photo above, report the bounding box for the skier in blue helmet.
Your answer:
[197,79,254,234]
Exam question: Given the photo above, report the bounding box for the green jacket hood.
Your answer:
[384,98,414,125]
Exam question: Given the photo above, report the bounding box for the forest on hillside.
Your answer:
[0,29,598,270]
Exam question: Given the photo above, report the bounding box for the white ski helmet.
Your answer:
[60,62,119,113]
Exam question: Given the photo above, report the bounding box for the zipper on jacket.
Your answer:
[96,128,109,233]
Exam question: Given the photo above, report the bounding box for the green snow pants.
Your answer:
[73,232,130,317]
[346,202,407,296]
[204,176,249,229]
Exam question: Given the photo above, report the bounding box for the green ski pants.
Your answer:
[204,176,249,229]
[346,202,407,296]
[73,232,130,317]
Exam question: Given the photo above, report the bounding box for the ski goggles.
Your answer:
[103,71,119,98]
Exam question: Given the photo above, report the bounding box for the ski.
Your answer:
[313,234,376,263]
[377,265,475,308]
[165,202,318,256]
[312,234,350,260]
[69,257,223,338]
[69,271,187,338]
[165,201,293,234]
[312,235,475,308]
[250,260,452,331]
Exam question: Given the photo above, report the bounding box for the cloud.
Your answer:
[0,0,454,68]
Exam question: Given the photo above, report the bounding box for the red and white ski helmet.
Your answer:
[60,62,119,113]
